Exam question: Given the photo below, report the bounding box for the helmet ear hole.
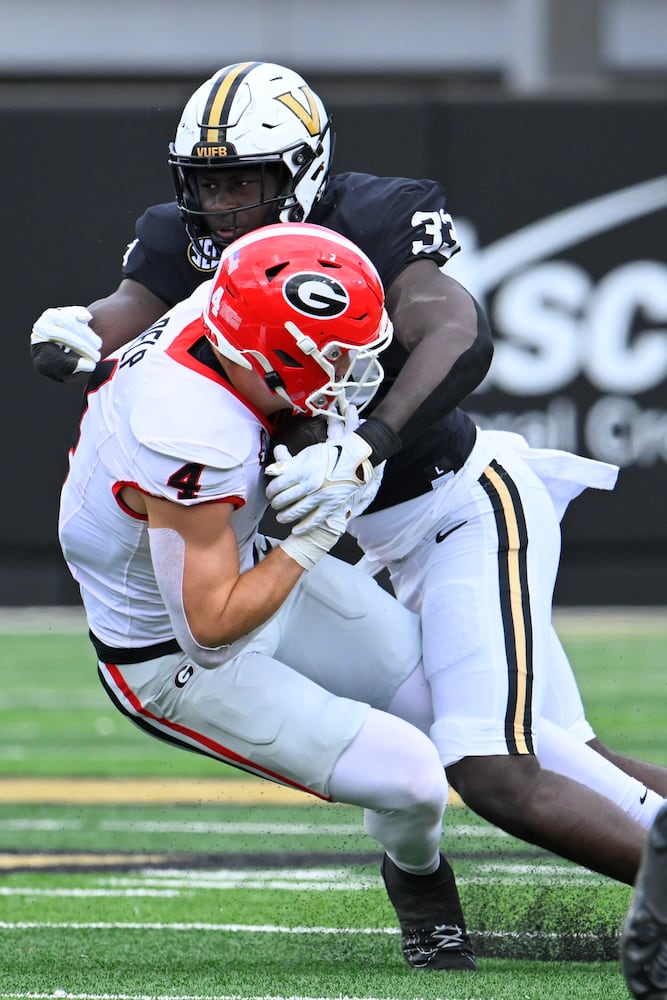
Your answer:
[273,349,304,369]
[265,262,289,282]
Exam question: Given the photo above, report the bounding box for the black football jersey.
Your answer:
[121,172,478,508]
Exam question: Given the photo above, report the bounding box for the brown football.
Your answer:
[269,413,328,461]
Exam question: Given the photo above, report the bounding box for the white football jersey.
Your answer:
[59,285,272,650]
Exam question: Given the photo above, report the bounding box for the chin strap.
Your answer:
[263,368,289,398]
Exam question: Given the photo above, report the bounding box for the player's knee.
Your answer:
[391,743,448,822]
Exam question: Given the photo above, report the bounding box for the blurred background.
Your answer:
[1,0,665,606]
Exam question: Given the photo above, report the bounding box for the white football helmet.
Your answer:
[169,61,334,255]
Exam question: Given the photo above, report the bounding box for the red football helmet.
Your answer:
[203,223,392,417]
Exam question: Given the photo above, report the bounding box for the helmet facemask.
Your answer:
[244,313,393,421]
[171,159,290,256]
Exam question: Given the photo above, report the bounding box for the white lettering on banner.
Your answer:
[446,177,667,466]
[470,396,667,468]
[447,177,667,395]
[585,397,667,467]
[492,261,589,394]
[468,397,579,451]
[490,259,667,395]
[586,261,667,393]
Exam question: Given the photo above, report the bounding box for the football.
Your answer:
[269,413,328,461]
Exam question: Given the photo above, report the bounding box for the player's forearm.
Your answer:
[182,547,303,651]
[88,281,168,357]
[369,295,493,457]
[387,299,493,446]
[150,525,304,663]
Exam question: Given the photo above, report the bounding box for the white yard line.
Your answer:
[0,991,487,1000]
[0,817,506,837]
[0,918,605,940]
[0,862,600,891]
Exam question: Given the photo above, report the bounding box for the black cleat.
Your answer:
[401,924,477,970]
[381,853,477,971]
[621,801,667,999]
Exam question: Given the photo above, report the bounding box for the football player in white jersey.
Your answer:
[37,62,664,899]
[58,222,477,972]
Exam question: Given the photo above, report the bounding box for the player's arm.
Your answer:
[140,489,347,660]
[364,259,493,457]
[266,261,492,525]
[30,278,168,384]
[143,494,303,651]
[88,279,169,356]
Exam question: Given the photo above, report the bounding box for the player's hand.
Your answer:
[31,306,102,382]
[346,460,385,519]
[266,432,374,530]
[280,497,351,571]
[266,405,375,531]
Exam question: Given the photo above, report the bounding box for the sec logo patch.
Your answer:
[188,239,221,272]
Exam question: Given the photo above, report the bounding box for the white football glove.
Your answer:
[31,306,102,382]
[266,404,376,532]
[345,460,386,519]
[280,500,351,572]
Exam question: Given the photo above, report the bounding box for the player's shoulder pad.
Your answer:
[129,369,257,472]
[328,172,447,214]
[135,201,189,253]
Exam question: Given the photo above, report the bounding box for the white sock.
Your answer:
[537,717,665,829]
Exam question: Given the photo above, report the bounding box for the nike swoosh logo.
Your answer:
[640,787,648,805]
[436,521,468,544]
[331,445,343,472]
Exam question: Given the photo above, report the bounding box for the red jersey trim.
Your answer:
[166,319,274,432]
[113,481,246,516]
[112,481,149,520]
[101,661,330,801]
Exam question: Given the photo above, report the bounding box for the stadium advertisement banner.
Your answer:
[1,96,665,603]
[422,101,666,601]
[449,177,666,476]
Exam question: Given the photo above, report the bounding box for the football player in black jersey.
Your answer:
[32,60,667,960]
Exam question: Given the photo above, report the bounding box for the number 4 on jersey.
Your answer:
[167,462,204,500]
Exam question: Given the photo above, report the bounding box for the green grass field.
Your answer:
[0,606,665,1000]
